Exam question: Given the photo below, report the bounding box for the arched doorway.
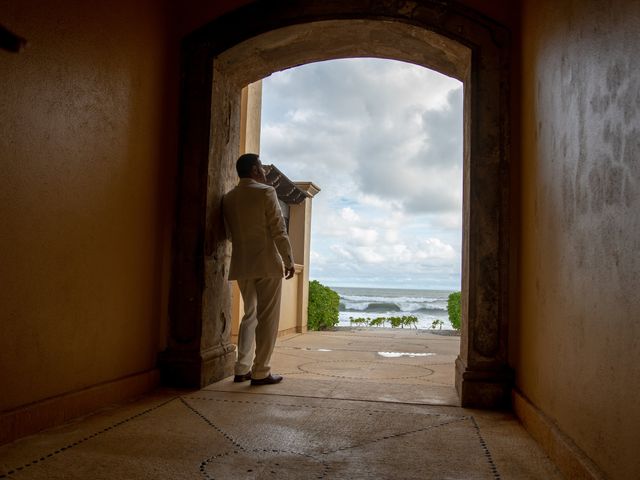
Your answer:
[161,0,512,408]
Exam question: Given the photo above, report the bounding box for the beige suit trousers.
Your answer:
[235,277,282,380]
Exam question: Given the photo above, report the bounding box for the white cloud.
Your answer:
[261,58,463,289]
[329,244,354,260]
[349,227,378,246]
[339,207,360,222]
[384,229,399,243]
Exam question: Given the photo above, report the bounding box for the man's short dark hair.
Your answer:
[236,153,260,178]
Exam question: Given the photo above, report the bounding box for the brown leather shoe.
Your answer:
[250,374,283,386]
[233,372,252,383]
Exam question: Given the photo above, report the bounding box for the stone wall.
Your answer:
[516,0,640,477]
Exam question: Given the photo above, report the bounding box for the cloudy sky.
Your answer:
[260,58,463,290]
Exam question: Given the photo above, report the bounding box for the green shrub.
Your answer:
[348,315,418,329]
[447,291,461,330]
[307,280,340,330]
[389,316,403,328]
[430,319,444,330]
[368,317,386,327]
[402,316,418,329]
[388,315,418,329]
[349,317,369,326]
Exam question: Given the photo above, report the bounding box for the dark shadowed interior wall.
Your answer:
[0,0,175,428]
[173,0,518,37]
[517,0,640,477]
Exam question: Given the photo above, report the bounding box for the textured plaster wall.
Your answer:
[174,0,253,37]
[517,0,640,477]
[174,0,517,40]
[0,0,175,411]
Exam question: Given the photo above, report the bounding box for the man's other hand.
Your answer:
[285,266,295,279]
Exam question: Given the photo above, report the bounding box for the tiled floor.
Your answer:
[0,329,562,479]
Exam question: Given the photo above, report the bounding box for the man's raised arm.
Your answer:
[264,187,295,278]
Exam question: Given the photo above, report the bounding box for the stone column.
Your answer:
[159,44,241,388]
[289,182,320,333]
[454,39,513,408]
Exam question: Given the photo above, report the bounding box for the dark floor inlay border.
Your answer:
[180,398,331,479]
[200,449,330,480]
[320,416,470,455]
[471,417,502,479]
[0,397,179,479]
[184,394,492,478]
[180,397,245,451]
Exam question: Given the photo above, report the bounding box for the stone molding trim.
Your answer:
[276,326,300,338]
[512,390,606,480]
[164,0,512,408]
[0,369,159,447]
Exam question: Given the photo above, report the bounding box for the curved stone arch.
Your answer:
[162,0,512,408]
[214,20,471,86]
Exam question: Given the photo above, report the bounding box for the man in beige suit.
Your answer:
[223,153,295,385]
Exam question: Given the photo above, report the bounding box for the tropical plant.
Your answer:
[307,280,340,330]
[348,315,419,329]
[403,316,418,329]
[447,291,461,330]
[388,316,402,328]
[368,317,387,327]
[389,315,419,329]
[430,319,444,330]
[349,317,369,326]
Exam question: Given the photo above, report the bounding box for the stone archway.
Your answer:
[160,0,512,408]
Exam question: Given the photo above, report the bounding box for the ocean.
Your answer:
[330,286,456,330]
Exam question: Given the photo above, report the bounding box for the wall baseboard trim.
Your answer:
[232,325,306,343]
[277,326,299,338]
[0,369,160,446]
[512,389,605,480]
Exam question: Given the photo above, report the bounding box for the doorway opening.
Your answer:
[164,2,512,409]
[241,58,464,404]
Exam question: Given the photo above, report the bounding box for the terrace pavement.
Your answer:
[0,329,562,479]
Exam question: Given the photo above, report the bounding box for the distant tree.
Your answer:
[349,315,418,329]
[307,280,340,330]
[403,316,418,329]
[369,317,386,327]
[447,291,461,330]
[431,319,444,330]
[389,316,403,328]
[349,317,369,326]
[388,315,418,328]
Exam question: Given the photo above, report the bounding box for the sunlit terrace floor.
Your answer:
[0,329,562,479]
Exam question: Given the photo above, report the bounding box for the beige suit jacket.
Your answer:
[223,178,294,280]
